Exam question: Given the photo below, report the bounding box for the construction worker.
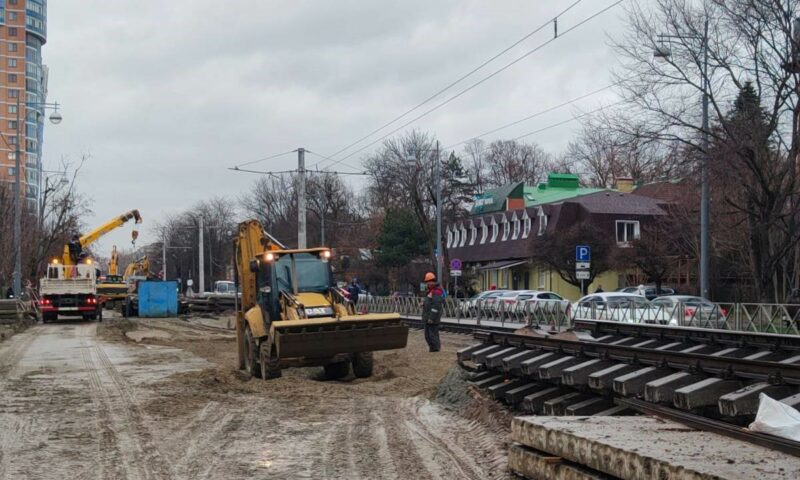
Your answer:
[421,272,443,352]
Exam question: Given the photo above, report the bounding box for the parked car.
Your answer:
[491,290,541,315]
[571,292,673,324]
[477,290,510,316]
[616,285,676,300]
[460,290,500,316]
[650,295,728,328]
[518,291,570,313]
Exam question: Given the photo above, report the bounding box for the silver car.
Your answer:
[571,293,672,324]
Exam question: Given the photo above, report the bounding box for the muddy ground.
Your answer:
[0,314,510,479]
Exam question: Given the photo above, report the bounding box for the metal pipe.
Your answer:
[700,18,711,299]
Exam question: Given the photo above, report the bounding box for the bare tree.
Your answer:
[483,139,550,188]
[612,0,800,301]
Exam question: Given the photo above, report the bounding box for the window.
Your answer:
[469,223,477,246]
[490,218,498,243]
[537,207,548,236]
[8,121,17,129]
[459,225,467,247]
[8,43,17,53]
[9,136,17,145]
[8,105,17,114]
[511,213,520,240]
[8,89,19,99]
[501,216,509,241]
[538,270,546,289]
[7,73,17,83]
[480,219,488,244]
[8,152,16,160]
[616,220,641,246]
[8,12,17,21]
[8,27,18,37]
[521,212,530,238]
[8,58,17,68]
[446,227,453,248]
[453,227,460,248]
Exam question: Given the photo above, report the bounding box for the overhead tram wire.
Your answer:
[444,82,621,150]
[305,150,364,173]
[309,0,585,169]
[229,149,297,170]
[321,0,626,170]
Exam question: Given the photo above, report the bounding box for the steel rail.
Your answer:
[616,397,800,458]
[474,330,800,384]
[572,319,800,352]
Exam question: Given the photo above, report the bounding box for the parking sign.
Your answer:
[576,245,591,262]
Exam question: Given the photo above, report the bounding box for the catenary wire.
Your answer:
[311,0,585,168]
[320,0,626,169]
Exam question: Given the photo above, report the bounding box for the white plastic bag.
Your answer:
[748,393,800,441]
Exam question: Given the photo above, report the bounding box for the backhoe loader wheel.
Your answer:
[352,352,374,378]
[243,325,262,379]
[323,361,350,380]
[260,345,282,379]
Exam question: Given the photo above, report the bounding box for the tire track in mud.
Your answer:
[89,343,173,479]
[171,401,232,478]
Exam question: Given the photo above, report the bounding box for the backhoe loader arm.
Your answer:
[234,220,281,313]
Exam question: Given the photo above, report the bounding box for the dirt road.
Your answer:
[0,318,509,479]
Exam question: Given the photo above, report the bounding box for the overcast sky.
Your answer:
[43,0,628,256]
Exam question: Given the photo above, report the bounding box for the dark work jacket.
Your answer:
[422,285,444,324]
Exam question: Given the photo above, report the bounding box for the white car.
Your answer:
[460,290,502,316]
[571,292,673,324]
[518,291,571,316]
[650,296,728,328]
[491,290,541,315]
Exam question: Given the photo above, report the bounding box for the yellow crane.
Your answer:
[108,246,119,276]
[60,209,142,266]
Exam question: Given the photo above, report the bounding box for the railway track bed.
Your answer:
[458,319,800,458]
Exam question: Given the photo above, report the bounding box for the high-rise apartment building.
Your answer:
[0,0,48,212]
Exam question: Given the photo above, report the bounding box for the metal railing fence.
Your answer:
[360,296,800,335]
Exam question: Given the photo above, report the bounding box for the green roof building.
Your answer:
[470,173,607,215]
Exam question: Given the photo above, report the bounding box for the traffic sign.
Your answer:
[450,270,462,277]
[576,261,590,270]
[576,245,591,262]
[450,258,462,270]
[575,270,590,280]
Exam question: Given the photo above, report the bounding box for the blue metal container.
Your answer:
[138,281,178,317]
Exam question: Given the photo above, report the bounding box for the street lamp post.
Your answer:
[9,99,62,297]
[654,19,711,299]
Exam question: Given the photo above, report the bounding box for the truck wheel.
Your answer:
[260,345,282,379]
[323,361,350,380]
[352,352,374,378]
[243,325,262,379]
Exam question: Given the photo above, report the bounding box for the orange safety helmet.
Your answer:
[423,272,436,282]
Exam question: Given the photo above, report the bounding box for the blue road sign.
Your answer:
[576,245,591,262]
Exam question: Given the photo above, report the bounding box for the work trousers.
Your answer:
[424,322,440,352]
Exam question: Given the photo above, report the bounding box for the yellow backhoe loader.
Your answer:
[234,219,409,379]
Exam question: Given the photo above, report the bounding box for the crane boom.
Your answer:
[62,209,142,266]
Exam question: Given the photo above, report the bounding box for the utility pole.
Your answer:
[12,96,21,296]
[700,18,710,299]
[297,147,307,249]
[162,233,167,281]
[198,216,205,295]
[435,140,442,283]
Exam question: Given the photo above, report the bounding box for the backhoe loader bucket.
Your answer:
[270,313,408,360]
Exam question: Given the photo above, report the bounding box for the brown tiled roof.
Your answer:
[573,191,667,216]
[633,179,695,204]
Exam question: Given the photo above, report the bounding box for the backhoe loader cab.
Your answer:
[234,220,409,380]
